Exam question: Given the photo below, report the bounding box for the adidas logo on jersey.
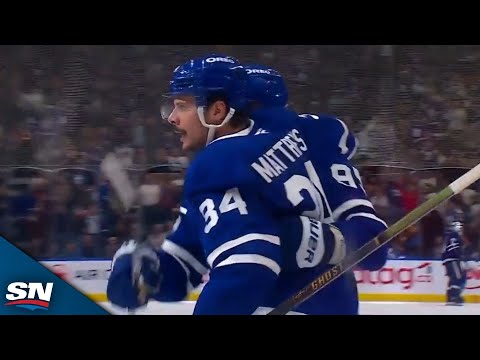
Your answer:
[255,128,269,135]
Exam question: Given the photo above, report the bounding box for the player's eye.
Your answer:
[161,98,196,120]
[175,102,194,111]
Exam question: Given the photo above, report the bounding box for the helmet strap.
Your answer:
[197,106,236,146]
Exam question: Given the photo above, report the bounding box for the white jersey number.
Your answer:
[199,187,248,234]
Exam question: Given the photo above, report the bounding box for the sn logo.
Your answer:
[4,282,54,311]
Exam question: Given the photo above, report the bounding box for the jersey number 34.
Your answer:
[199,160,365,233]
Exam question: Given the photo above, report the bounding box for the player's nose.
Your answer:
[168,111,179,126]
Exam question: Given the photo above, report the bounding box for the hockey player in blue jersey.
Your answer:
[243,63,387,271]
[244,64,358,160]
[442,206,467,305]
[107,54,387,314]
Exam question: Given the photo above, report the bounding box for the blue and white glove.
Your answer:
[280,216,347,271]
[108,240,163,309]
[131,242,162,305]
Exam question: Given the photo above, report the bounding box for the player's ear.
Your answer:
[206,100,228,125]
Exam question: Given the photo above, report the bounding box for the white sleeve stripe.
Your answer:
[168,253,194,293]
[215,254,281,275]
[332,199,374,221]
[347,137,358,160]
[207,233,280,267]
[345,212,388,228]
[111,240,137,269]
[446,244,459,249]
[162,240,209,275]
[336,118,349,155]
[180,207,188,215]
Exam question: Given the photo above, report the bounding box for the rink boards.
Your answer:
[40,258,480,304]
[100,300,480,315]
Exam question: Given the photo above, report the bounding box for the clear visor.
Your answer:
[160,99,174,121]
[160,94,198,121]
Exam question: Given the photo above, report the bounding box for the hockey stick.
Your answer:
[100,152,137,213]
[267,162,480,315]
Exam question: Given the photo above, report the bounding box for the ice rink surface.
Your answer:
[100,301,480,315]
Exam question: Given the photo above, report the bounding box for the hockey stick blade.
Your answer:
[267,161,480,315]
[100,152,137,213]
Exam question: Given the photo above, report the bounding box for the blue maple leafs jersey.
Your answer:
[107,108,387,315]
[251,108,387,269]
[107,203,209,307]
[178,110,385,314]
[253,110,358,161]
[442,230,463,262]
[154,204,209,302]
[298,113,358,160]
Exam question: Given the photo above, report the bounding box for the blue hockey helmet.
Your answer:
[164,54,249,145]
[166,54,249,113]
[244,64,288,108]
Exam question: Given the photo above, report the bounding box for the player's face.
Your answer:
[168,96,208,152]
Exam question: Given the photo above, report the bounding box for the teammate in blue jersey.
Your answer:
[441,205,467,305]
[107,54,387,315]
[244,63,387,271]
[244,64,358,160]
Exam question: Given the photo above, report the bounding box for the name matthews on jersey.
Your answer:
[251,128,307,183]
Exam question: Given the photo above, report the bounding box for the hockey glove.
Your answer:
[131,241,162,305]
[280,216,346,270]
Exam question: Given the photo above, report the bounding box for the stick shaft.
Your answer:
[267,163,480,315]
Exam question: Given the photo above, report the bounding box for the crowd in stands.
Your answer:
[0,45,478,261]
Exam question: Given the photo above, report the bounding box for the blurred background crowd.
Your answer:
[0,45,479,262]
